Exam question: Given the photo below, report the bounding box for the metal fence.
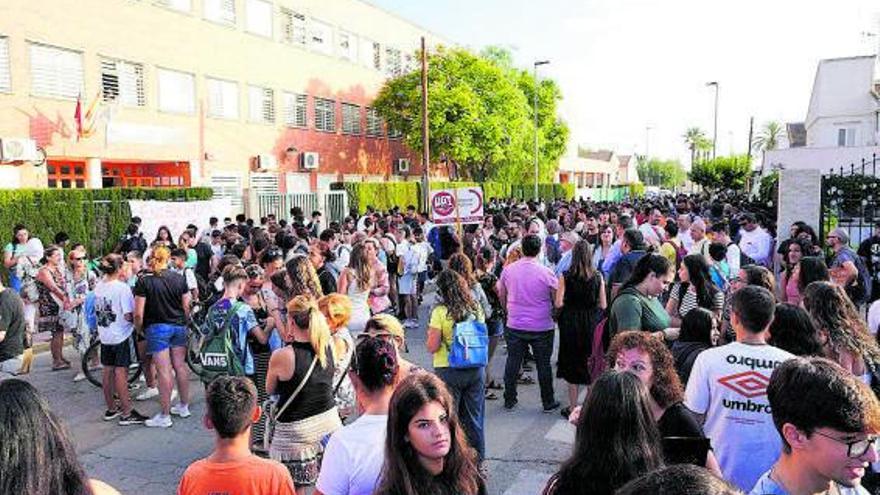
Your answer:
[819,154,879,248]
[255,192,346,222]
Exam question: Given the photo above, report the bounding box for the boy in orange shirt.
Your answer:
[178,377,295,495]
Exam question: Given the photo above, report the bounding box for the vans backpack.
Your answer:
[198,301,245,380]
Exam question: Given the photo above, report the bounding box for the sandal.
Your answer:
[485,391,498,400]
[52,363,71,371]
[486,380,503,390]
[517,374,535,385]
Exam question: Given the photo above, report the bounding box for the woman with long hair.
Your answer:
[778,238,812,305]
[671,307,716,384]
[608,331,721,474]
[315,337,400,495]
[665,254,723,327]
[266,295,340,494]
[592,224,616,270]
[152,226,175,250]
[768,303,823,357]
[0,379,121,495]
[318,293,356,421]
[555,240,606,417]
[426,269,486,460]
[802,281,880,378]
[374,373,484,495]
[36,246,71,370]
[544,371,664,495]
[448,253,492,326]
[285,254,324,300]
[608,254,674,339]
[475,246,505,398]
[337,243,372,334]
[796,256,830,299]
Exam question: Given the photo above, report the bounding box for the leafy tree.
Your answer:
[637,158,688,189]
[688,155,753,193]
[752,121,784,152]
[372,46,568,182]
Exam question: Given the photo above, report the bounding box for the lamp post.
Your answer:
[534,60,550,200]
[706,81,719,159]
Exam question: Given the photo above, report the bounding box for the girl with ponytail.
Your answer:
[266,295,342,494]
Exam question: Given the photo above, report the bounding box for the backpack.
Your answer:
[446,315,489,369]
[849,250,873,305]
[383,234,400,275]
[198,301,246,381]
[545,236,561,264]
[663,240,687,270]
[121,234,147,256]
[185,267,212,303]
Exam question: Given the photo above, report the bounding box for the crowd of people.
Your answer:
[2,193,880,495]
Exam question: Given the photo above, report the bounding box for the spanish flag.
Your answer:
[74,91,101,141]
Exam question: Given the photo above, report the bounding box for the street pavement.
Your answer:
[18,292,578,495]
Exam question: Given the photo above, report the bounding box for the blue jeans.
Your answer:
[435,366,485,460]
[504,328,556,407]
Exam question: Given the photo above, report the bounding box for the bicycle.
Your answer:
[82,302,209,387]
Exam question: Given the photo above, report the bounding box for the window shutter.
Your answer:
[366,107,383,137]
[210,175,243,211]
[30,43,83,99]
[157,68,195,114]
[249,85,274,123]
[101,58,145,107]
[0,37,10,92]
[207,78,238,119]
[342,103,361,135]
[284,92,307,128]
[245,0,273,37]
[280,8,307,45]
[250,173,280,194]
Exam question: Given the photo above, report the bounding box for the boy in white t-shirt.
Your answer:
[685,285,793,491]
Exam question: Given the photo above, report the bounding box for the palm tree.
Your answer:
[695,135,713,163]
[683,127,707,167]
[752,121,784,153]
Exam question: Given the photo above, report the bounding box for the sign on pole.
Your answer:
[430,186,484,225]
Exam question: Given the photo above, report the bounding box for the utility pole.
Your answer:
[645,125,653,186]
[747,116,755,159]
[533,60,550,200]
[420,37,430,213]
[706,81,719,159]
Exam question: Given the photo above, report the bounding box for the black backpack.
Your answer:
[121,234,147,256]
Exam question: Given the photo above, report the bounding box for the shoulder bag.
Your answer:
[263,354,319,451]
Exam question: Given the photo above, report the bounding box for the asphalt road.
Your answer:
[17,294,578,495]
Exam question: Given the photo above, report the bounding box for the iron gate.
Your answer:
[819,154,879,249]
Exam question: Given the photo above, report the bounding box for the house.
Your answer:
[617,154,641,183]
[762,55,880,174]
[557,147,641,195]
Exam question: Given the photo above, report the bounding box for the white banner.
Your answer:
[128,198,232,242]
[429,187,484,225]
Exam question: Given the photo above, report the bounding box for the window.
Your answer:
[248,85,275,123]
[206,77,238,119]
[29,43,83,99]
[47,161,87,189]
[388,126,402,139]
[280,8,307,45]
[157,68,195,114]
[385,47,402,77]
[366,107,383,137]
[245,0,273,38]
[283,92,307,127]
[154,0,191,12]
[204,0,235,25]
[342,103,361,135]
[314,97,335,132]
[309,19,333,55]
[837,128,856,147]
[0,37,9,92]
[338,30,358,62]
[101,58,146,107]
[372,42,381,70]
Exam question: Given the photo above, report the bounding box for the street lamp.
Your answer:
[706,81,719,159]
[534,60,550,200]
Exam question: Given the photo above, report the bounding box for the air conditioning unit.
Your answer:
[396,158,411,174]
[302,152,319,170]
[255,154,278,171]
[0,138,38,162]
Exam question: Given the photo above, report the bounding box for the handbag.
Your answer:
[262,354,319,452]
[587,316,608,383]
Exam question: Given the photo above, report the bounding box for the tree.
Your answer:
[752,121,784,152]
[637,158,688,189]
[683,127,707,167]
[688,155,753,193]
[372,46,569,182]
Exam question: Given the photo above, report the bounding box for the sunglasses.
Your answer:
[73,256,86,261]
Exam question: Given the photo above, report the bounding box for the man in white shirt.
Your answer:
[677,214,695,253]
[685,285,793,491]
[638,208,664,248]
[738,213,772,267]
[711,222,741,277]
[749,357,879,495]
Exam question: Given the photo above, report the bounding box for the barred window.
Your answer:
[248,85,275,123]
[280,8,307,45]
[101,58,146,107]
[283,92,307,128]
[372,42,381,71]
[384,47,401,77]
[366,107,383,137]
[342,103,361,135]
[314,97,336,132]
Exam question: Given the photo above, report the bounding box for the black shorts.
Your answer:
[101,337,135,368]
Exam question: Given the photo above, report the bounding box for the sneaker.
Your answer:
[118,410,149,426]
[135,387,159,401]
[170,403,191,418]
[102,409,121,421]
[144,413,173,428]
[73,371,87,383]
[543,401,561,413]
[503,399,518,410]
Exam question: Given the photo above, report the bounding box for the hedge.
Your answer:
[334,181,575,214]
[0,188,213,262]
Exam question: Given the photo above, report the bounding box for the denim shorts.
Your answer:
[145,323,187,354]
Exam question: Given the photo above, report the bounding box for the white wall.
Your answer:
[808,115,878,148]
[762,145,880,175]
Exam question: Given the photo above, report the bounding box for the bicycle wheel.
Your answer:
[82,340,143,388]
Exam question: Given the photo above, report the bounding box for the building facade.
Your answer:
[0,0,446,200]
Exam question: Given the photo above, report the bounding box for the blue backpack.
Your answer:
[447,316,489,369]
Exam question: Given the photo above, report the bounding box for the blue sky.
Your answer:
[368,0,879,165]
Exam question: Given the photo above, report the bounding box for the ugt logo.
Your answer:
[717,370,770,398]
